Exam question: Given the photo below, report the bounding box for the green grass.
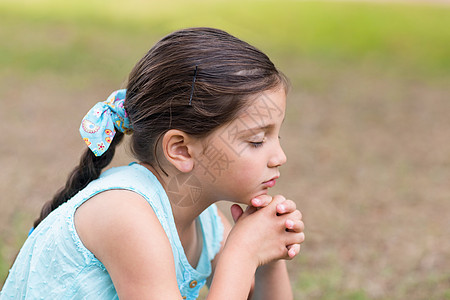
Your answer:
[0,241,9,287]
[0,0,449,81]
[291,253,372,299]
[0,210,30,287]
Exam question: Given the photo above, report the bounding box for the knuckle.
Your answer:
[299,232,305,243]
[286,199,296,208]
[293,210,302,220]
[298,220,305,231]
[273,194,286,203]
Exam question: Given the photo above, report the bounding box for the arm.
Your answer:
[208,208,255,299]
[252,260,292,300]
[230,195,304,300]
[74,190,183,299]
[207,208,233,288]
[209,198,304,300]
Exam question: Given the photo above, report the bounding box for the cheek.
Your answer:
[228,153,261,183]
[209,137,263,185]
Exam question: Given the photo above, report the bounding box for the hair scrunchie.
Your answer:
[79,89,132,157]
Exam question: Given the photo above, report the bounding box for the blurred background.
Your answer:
[0,0,449,298]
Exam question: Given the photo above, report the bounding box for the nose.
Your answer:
[268,140,287,168]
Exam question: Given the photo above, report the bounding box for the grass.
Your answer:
[1,0,449,298]
[1,0,449,80]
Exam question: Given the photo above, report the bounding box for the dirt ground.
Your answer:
[1,58,449,298]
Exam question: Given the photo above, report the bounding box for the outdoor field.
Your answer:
[0,0,449,299]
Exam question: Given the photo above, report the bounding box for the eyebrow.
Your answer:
[237,116,285,136]
[239,124,274,135]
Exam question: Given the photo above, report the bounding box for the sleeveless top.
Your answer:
[1,163,224,300]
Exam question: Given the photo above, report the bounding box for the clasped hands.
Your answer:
[230,195,305,261]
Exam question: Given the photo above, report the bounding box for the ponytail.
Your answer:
[33,89,131,228]
[33,132,124,228]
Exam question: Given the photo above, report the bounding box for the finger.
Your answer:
[285,231,305,246]
[293,209,303,220]
[251,194,273,208]
[286,244,301,259]
[281,209,303,221]
[276,199,297,215]
[285,219,305,233]
[269,194,286,209]
[241,204,257,218]
[259,194,286,215]
[255,195,286,217]
[230,204,244,223]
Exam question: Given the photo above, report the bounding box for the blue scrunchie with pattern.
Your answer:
[79,89,132,157]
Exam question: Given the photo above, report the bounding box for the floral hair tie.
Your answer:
[79,89,132,157]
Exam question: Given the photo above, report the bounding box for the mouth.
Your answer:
[262,175,279,188]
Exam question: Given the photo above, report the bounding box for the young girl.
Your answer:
[1,27,305,299]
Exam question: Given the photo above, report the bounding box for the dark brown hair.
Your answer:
[34,27,288,228]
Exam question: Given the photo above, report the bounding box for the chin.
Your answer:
[254,189,269,197]
[222,189,270,206]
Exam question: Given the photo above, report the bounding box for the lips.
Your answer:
[263,175,279,188]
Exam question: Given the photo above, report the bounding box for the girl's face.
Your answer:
[194,87,287,205]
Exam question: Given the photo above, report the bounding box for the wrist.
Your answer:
[208,243,258,299]
[221,238,259,271]
[253,260,292,300]
[257,259,286,274]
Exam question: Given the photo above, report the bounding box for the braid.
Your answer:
[33,131,124,228]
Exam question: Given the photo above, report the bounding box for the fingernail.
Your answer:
[278,205,285,213]
[252,198,260,206]
[289,249,296,258]
[286,219,294,228]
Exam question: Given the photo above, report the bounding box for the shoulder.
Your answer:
[74,189,182,298]
[75,190,158,249]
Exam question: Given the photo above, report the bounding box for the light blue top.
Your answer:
[1,163,223,299]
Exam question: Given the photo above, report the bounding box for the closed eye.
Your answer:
[250,141,264,148]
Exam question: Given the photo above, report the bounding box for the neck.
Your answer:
[139,162,213,236]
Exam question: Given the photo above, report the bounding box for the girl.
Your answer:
[1,27,305,299]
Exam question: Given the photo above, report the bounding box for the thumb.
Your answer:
[230,204,244,223]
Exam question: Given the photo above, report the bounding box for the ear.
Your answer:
[162,129,198,173]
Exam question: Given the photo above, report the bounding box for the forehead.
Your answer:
[235,88,286,130]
